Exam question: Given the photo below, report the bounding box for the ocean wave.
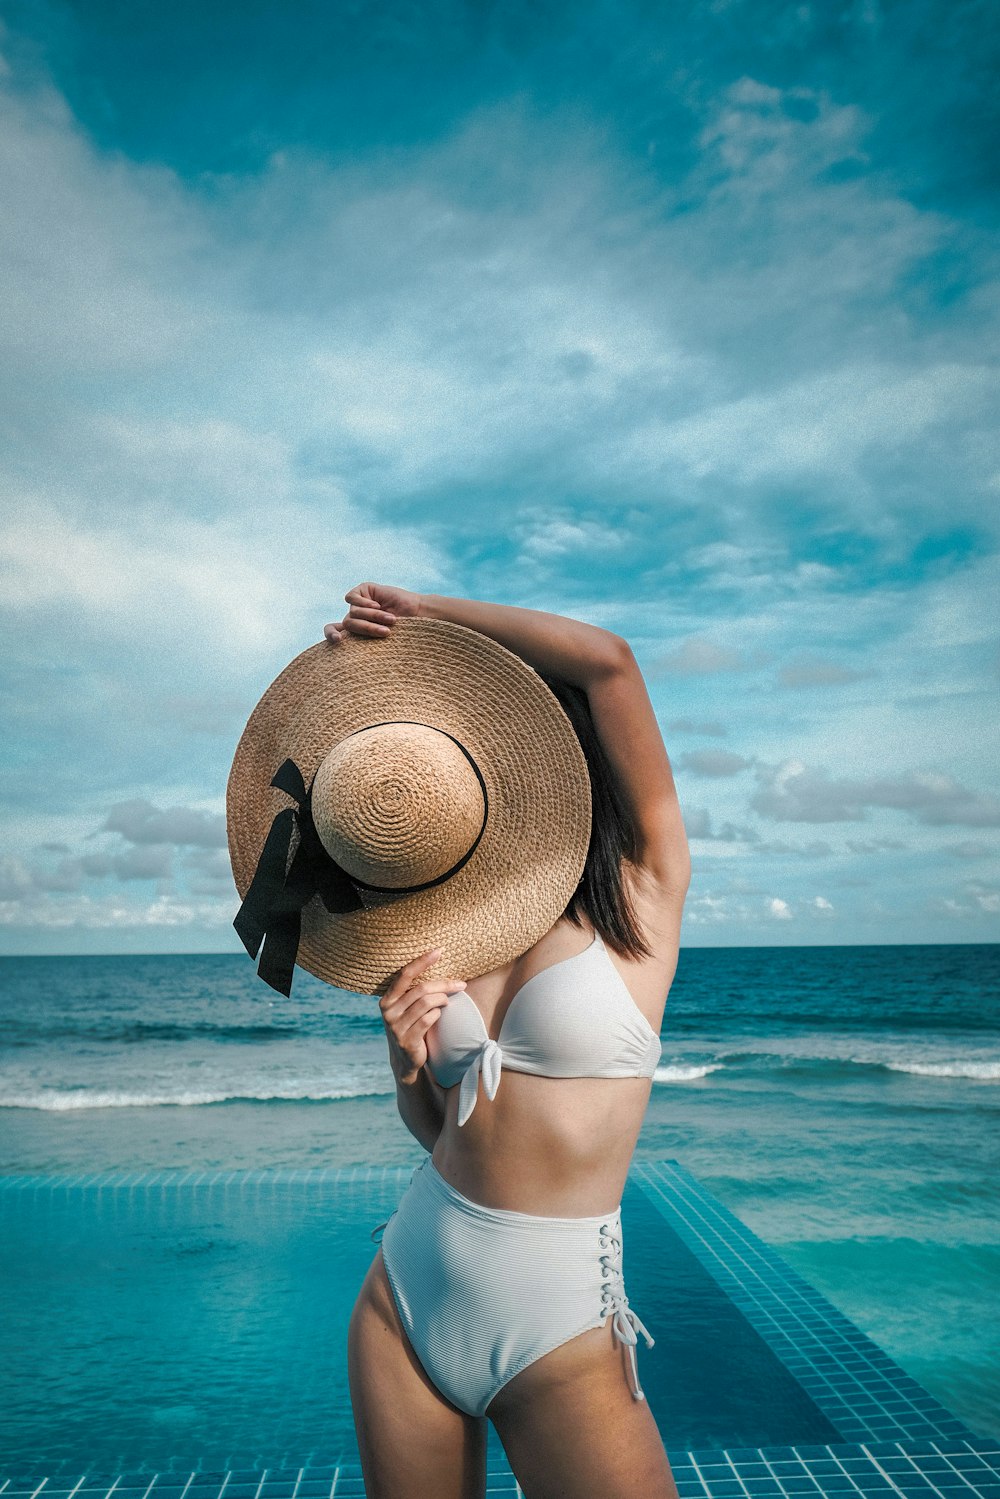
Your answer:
[882,1059,1000,1081]
[652,1063,722,1083]
[0,1080,397,1110]
[2,1019,301,1045]
[722,1052,1000,1083]
[652,1049,1000,1084]
[4,1050,996,1110]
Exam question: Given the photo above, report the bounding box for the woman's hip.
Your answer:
[378,1154,623,1289]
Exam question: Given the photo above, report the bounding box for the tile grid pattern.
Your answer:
[0,1464,526,1498]
[2,1442,1000,1499]
[670,1438,1000,1499]
[0,1165,425,1193]
[633,1161,975,1446]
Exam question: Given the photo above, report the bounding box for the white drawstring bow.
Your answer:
[457,1038,503,1126]
[599,1221,655,1400]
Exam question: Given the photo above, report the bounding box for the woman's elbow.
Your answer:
[580,630,633,685]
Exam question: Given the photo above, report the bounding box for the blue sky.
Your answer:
[0,0,997,954]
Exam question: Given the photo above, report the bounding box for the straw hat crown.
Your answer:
[311,723,487,888]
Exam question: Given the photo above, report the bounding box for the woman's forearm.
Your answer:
[394,1065,445,1152]
[418,593,623,688]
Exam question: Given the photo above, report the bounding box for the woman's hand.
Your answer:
[380,946,466,1086]
[324,582,422,645]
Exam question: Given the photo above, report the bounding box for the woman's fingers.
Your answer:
[398,1005,448,1052]
[381,946,444,1006]
[344,583,382,606]
[322,615,389,644]
[382,978,466,1030]
[323,587,397,646]
[341,583,422,620]
[380,947,466,1072]
[348,619,392,636]
[350,604,397,625]
[333,583,422,643]
[335,609,395,639]
[386,978,465,1079]
[345,605,395,636]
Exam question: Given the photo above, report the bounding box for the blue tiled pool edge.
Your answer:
[3,1160,997,1499]
[632,1162,976,1448]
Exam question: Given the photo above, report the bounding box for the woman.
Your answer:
[328,583,690,1499]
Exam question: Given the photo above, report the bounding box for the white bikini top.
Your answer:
[425,929,662,1126]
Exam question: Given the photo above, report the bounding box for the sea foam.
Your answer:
[652,1062,722,1083]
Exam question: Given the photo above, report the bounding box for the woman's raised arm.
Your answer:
[325,584,689,894]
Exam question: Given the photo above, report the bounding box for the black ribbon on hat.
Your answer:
[232,759,360,998]
[233,725,488,997]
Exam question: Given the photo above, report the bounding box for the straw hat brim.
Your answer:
[226,617,592,996]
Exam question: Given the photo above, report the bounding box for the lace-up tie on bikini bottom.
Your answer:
[599,1219,655,1401]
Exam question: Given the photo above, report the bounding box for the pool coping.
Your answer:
[632,1161,977,1449]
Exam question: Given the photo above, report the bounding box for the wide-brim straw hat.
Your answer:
[226,616,592,997]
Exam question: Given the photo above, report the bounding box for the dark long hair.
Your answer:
[540,673,653,962]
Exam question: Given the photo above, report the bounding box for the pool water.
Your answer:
[1,1163,843,1475]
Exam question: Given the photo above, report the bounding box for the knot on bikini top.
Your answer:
[458,1038,503,1126]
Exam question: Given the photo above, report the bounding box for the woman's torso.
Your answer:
[429,867,682,1215]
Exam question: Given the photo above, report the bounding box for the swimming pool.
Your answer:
[1,1160,996,1497]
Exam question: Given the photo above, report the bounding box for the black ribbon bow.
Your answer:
[233,759,365,997]
[234,729,489,998]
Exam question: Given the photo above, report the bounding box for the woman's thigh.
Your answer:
[347,1247,488,1499]
[486,1321,678,1499]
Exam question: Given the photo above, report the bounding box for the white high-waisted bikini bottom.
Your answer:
[374,1154,654,1419]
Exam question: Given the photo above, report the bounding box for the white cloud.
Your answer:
[0,891,236,929]
[0,72,208,376]
[683,807,760,843]
[111,845,174,881]
[515,517,629,561]
[684,893,730,923]
[0,51,997,949]
[648,636,754,676]
[678,749,753,777]
[101,800,227,848]
[756,839,834,857]
[667,718,728,737]
[778,656,873,688]
[684,806,712,839]
[0,493,439,663]
[945,841,992,859]
[932,882,1000,920]
[768,897,793,919]
[752,760,1000,826]
[632,362,991,491]
[0,856,32,901]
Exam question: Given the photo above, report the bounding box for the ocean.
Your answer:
[1,942,997,1439]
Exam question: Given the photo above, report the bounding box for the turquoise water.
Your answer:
[0,1172,842,1474]
[1,944,997,1439]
